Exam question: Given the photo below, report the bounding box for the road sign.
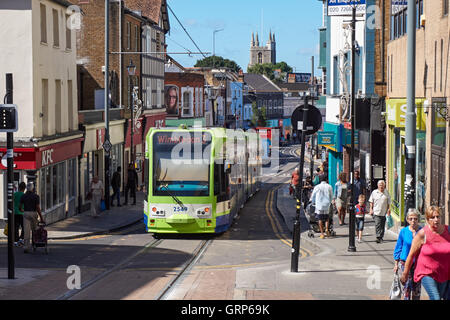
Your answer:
[103,139,112,154]
[0,104,18,132]
[291,104,322,135]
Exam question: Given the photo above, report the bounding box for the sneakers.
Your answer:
[319,234,325,239]
[326,230,331,238]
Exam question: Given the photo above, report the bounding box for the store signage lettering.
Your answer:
[42,149,54,166]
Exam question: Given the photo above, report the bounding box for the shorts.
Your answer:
[316,210,329,222]
[355,217,365,231]
[335,198,346,210]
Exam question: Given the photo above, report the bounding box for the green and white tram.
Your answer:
[143,126,262,234]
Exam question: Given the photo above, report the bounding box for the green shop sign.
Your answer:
[318,131,335,147]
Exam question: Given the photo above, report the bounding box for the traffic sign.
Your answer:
[291,104,322,135]
[103,139,112,154]
[0,104,18,132]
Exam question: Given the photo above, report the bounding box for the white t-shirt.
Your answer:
[369,189,391,216]
[91,180,103,196]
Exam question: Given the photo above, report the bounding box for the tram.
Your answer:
[143,126,263,234]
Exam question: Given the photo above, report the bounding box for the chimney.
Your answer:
[238,69,244,83]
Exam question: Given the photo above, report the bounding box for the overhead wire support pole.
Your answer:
[348,5,356,253]
[404,0,416,225]
[104,0,111,211]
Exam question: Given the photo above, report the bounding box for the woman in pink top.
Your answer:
[400,206,450,300]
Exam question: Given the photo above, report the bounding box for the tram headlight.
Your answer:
[197,206,211,217]
[150,206,166,217]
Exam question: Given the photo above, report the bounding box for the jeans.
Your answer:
[421,276,449,300]
[111,187,120,206]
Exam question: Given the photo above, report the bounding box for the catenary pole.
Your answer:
[348,5,356,252]
[104,0,111,210]
[404,0,416,224]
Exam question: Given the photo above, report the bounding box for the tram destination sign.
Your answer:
[327,0,366,16]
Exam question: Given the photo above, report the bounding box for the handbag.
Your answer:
[100,199,106,212]
[389,270,403,300]
[387,214,394,229]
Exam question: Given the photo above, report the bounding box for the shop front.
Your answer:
[386,98,426,226]
[321,122,344,188]
[0,137,83,224]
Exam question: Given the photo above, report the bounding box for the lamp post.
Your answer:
[213,28,224,57]
[127,59,136,165]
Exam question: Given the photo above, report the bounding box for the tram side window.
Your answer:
[214,163,229,201]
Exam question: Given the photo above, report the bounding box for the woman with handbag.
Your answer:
[393,208,422,300]
[400,206,450,300]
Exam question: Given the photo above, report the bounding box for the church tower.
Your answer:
[248,31,276,69]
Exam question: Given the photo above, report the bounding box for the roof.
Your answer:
[277,82,310,91]
[123,0,170,32]
[49,0,73,7]
[243,73,282,93]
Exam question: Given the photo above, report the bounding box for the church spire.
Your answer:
[251,32,255,46]
[255,32,259,46]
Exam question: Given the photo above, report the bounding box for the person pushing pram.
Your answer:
[309,174,334,239]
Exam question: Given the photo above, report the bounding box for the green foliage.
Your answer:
[251,101,267,127]
[247,61,293,83]
[194,56,241,73]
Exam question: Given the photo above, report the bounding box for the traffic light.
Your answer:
[0,104,18,132]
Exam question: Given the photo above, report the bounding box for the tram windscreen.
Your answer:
[153,131,211,197]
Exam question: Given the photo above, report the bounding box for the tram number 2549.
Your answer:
[173,206,188,212]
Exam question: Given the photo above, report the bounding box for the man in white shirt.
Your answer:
[311,175,334,239]
[369,180,391,243]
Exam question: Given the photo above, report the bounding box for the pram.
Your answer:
[305,202,336,238]
[32,222,49,254]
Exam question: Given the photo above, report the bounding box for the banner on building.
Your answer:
[391,0,407,15]
[327,0,366,16]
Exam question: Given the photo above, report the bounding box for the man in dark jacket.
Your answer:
[124,163,138,205]
[20,182,44,253]
[111,166,121,207]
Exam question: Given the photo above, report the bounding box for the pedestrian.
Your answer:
[355,194,366,243]
[312,167,321,186]
[125,163,138,205]
[13,182,26,247]
[353,170,366,205]
[111,166,122,207]
[290,167,300,197]
[90,176,104,217]
[302,176,314,209]
[400,206,450,300]
[286,132,290,143]
[20,182,44,253]
[333,172,348,226]
[393,208,422,300]
[368,180,391,243]
[310,174,334,239]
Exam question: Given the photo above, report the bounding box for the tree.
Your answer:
[247,61,293,83]
[251,102,267,127]
[194,56,241,73]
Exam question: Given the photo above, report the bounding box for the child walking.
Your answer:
[355,194,366,243]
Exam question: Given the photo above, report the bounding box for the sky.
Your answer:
[165,0,324,74]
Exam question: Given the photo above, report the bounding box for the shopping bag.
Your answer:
[100,199,106,212]
[389,271,403,300]
[387,214,394,229]
[3,223,8,236]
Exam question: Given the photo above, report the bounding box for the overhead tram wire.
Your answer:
[166,3,208,59]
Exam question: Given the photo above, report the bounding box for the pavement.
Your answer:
[0,184,431,300]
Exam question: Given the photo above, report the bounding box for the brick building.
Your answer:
[386,0,450,226]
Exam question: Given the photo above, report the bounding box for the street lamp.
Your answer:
[213,28,224,57]
[127,59,136,164]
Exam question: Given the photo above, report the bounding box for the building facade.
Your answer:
[248,32,276,68]
[0,0,82,223]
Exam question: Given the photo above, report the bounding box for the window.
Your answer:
[157,80,162,108]
[258,52,262,64]
[40,4,47,43]
[333,55,339,95]
[444,0,449,16]
[434,41,437,92]
[145,78,152,108]
[42,79,49,135]
[68,80,73,130]
[55,80,62,133]
[135,25,139,51]
[182,91,192,117]
[127,22,131,50]
[441,39,444,92]
[52,9,59,47]
[66,14,71,49]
